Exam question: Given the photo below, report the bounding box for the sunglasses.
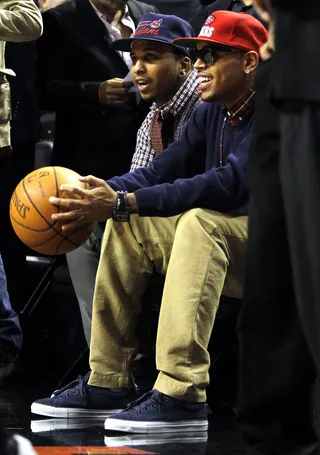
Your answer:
[190,47,238,66]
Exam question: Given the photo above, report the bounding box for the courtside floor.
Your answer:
[0,373,247,455]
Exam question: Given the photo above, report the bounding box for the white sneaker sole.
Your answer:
[104,418,208,434]
[31,418,104,432]
[31,402,122,419]
[104,431,208,446]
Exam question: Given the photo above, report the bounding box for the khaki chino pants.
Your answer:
[88,208,248,402]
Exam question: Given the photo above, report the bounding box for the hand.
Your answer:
[99,77,133,107]
[49,175,117,232]
[252,0,273,23]
[39,0,68,11]
[259,20,275,61]
[252,0,275,60]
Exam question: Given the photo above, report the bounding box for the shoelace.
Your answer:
[125,390,168,412]
[51,372,90,398]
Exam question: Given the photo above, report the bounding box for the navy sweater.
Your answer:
[108,101,254,217]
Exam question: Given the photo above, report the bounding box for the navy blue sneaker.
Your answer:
[104,389,209,433]
[31,373,137,418]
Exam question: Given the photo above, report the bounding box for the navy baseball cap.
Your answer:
[110,12,194,55]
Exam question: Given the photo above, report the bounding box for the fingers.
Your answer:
[78,175,107,188]
[107,78,134,89]
[60,218,91,233]
[107,87,131,95]
[99,78,133,107]
[51,210,84,222]
[59,184,88,198]
[49,196,90,211]
[100,93,129,106]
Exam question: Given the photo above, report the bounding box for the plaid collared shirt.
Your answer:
[130,69,201,171]
[225,89,255,127]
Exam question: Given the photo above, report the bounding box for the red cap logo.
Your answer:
[150,19,163,29]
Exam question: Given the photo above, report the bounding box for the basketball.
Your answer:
[9,166,95,255]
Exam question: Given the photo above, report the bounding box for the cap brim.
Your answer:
[111,36,189,53]
[173,37,251,52]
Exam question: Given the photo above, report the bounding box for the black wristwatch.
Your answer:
[112,190,130,222]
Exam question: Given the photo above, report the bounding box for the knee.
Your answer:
[178,208,224,234]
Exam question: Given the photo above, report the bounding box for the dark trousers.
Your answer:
[0,141,36,312]
[237,62,320,454]
[0,255,22,362]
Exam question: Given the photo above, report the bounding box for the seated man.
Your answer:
[31,11,268,434]
[67,12,201,346]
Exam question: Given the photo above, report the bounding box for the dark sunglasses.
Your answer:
[190,47,237,65]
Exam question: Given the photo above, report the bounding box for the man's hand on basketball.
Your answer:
[49,175,117,232]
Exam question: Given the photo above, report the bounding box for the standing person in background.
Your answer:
[192,1,262,33]
[36,0,158,181]
[237,0,320,454]
[0,0,42,384]
[142,0,206,23]
[1,1,42,315]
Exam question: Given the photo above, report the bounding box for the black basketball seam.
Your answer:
[52,166,62,214]
[17,228,61,248]
[22,173,65,239]
[10,213,52,232]
[56,223,95,254]
[15,167,93,254]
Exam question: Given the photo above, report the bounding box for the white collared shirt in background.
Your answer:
[88,0,135,68]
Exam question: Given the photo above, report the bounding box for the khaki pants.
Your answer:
[88,208,248,402]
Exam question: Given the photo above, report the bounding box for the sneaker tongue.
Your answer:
[52,373,89,397]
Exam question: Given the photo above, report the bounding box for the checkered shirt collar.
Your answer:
[225,89,255,126]
[149,69,199,118]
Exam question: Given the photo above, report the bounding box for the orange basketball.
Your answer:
[9,166,95,255]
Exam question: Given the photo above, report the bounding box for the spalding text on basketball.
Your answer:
[11,191,30,219]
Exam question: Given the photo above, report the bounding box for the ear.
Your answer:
[178,56,192,77]
[242,50,259,75]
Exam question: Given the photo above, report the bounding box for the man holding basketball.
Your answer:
[32,11,267,433]
[0,0,42,383]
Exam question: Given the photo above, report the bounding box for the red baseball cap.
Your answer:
[173,10,268,54]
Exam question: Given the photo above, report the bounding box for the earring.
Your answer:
[179,70,186,77]
[245,69,251,74]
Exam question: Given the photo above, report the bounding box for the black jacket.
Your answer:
[145,0,206,22]
[36,0,157,178]
[191,0,262,34]
[6,41,39,146]
[271,1,320,102]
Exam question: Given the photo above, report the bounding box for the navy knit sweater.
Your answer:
[108,101,254,217]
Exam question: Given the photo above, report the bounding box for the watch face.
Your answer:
[112,209,130,222]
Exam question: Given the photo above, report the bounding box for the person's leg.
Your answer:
[89,215,178,388]
[280,103,320,441]
[154,208,247,402]
[0,142,35,313]
[0,254,23,381]
[31,215,178,417]
[237,62,318,455]
[103,208,247,433]
[66,223,105,346]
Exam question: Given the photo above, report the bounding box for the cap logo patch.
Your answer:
[204,15,215,26]
[137,20,151,28]
[150,19,163,29]
[200,25,215,38]
[135,18,163,36]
